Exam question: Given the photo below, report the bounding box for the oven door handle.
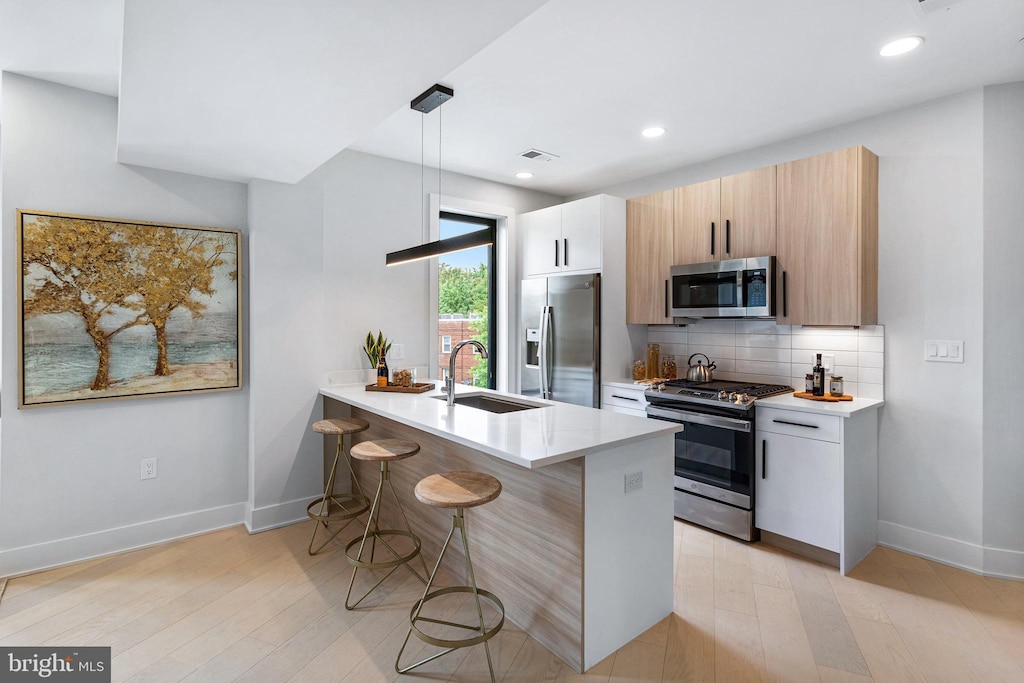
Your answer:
[646,406,751,432]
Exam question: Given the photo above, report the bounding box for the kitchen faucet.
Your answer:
[445,339,489,406]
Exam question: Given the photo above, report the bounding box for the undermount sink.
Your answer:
[432,393,546,414]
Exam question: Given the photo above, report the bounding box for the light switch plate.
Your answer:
[924,340,964,363]
[392,344,404,360]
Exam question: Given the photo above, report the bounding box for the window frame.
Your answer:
[437,211,497,389]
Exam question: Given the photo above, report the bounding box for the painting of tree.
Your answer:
[18,210,242,408]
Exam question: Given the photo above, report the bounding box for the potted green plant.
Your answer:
[362,330,393,368]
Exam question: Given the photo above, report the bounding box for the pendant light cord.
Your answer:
[421,113,425,241]
[438,103,442,207]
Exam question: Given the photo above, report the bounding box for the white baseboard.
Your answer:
[982,545,1024,580]
[0,502,247,579]
[877,520,1024,579]
[245,495,317,533]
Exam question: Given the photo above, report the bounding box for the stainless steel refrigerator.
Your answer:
[520,273,600,408]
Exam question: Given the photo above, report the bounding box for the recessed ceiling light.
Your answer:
[880,36,924,57]
[515,171,534,179]
[642,127,666,138]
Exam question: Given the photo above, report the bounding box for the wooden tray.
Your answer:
[365,382,435,394]
[793,391,853,402]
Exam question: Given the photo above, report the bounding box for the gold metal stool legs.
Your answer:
[344,461,430,610]
[395,508,505,683]
[307,433,369,555]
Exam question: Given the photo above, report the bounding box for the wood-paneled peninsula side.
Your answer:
[319,382,678,673]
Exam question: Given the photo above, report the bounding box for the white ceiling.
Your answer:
[1,0,1023,194]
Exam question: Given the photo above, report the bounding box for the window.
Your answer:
[437,212,496,388]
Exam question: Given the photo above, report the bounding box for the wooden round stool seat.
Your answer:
[415,471,502,509]
[312,417,370,436]
[350,439,420,462]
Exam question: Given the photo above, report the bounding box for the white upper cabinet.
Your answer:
[520,205,562,277]
[521,196,603,277]
[559,197,603,273]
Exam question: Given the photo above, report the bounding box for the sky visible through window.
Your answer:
[439,218,487,269]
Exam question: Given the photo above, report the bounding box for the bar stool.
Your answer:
[345,439,431,610]
[308,418,371,555]
[395,471,505,683]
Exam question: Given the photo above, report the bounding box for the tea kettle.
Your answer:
[686,353,716,383]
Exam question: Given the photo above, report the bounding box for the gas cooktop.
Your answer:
[645,378,793,411]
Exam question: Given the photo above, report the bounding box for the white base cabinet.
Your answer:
[755,405,879,574]
[601,382,648,418]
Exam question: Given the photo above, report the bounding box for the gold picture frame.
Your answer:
[17,209,242,408]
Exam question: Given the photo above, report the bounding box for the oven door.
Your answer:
[647,404,754,508]
[670,260,744,317]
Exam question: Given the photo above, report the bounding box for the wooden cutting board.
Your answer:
[793,391,853,402]
[365,382,435,394]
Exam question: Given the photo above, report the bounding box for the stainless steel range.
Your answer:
[645,379,793,540]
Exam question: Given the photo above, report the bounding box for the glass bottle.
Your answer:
[646,343,660,380]
[632,360,647,381]
[660,355,676,380]
[377,354,388,387]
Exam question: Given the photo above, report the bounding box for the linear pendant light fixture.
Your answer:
[386,84,489,267]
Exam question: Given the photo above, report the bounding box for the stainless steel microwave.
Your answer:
[670,256,776,318]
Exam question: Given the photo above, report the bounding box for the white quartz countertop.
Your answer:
[320,382,680,469]
[757,393,884,417]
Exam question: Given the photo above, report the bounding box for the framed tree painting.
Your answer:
[18,210,242,408]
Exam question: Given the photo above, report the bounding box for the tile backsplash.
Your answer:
[647,320,884,399]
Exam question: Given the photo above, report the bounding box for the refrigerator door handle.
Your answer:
[540,305,554,399]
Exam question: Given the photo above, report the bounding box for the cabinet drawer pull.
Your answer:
[762,439,766,479]
[772,418,819,429]
[782,271,788,317]
[611,395,639,401]
[554,239,560,268]
[563,238,568,266]
[726,219,731,254]
[710,222,715,256]
[664,279,669,318]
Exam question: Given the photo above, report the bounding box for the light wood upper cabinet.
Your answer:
[626,190,674,324]
[673,169,776,264]
[720,166,777,260]
[673,179,720,265]
[777,146,878,326]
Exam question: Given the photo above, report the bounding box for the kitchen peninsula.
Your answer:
[320,382,679,672]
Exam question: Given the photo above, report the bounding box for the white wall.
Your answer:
[320,150,560,375]
[0,74,250,576]
[579,89,999,574]
[982,82,1024,577]
[246,170,328,530]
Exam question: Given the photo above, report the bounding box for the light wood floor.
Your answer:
[1,519,1023,682]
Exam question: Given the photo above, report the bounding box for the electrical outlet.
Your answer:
[392,344,405,360]
[141,458,157,480]
[822,354,835,372]
[624,471,643,494]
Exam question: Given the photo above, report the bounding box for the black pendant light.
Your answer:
[386,84,493,266]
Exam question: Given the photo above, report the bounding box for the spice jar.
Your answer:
[805,373,814,393]
[829,376,844,397]
[660,355,677,380]
[632,360,647,381]
[646,343,660,380]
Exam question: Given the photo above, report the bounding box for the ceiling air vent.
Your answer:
[518,148,560,163]
[912,0,965,15]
